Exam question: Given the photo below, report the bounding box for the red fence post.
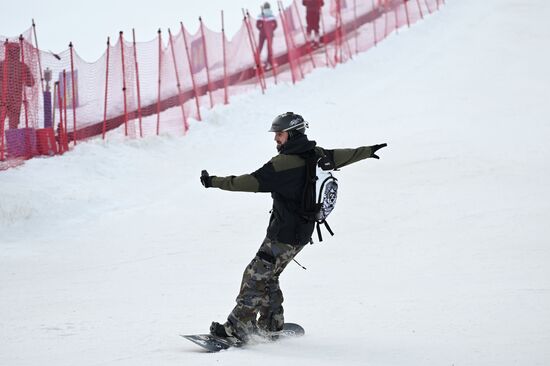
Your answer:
[280,2,304,79]
[181,22,203,121]
[353,0,359,55]
[221,10,229,105]
[338,0,354,62]
[416,0,424,19]
[264,7,279,85]
[394,1,399,34]
[319,10,333,66]
[384,2,389,39]
[424,0,432,15]
[168,28,189,134]
[404,0,411,27]
[199,17,214,109]
[132,29,143,138]
[242,13,266,92]
[102,37,110,139]
[279,2,304,80]
[56,81,66,153]
[156,29,162,135]
[372,0,378,46]
[62,70,69,147]
[19,36,30,129]
[69,42,78,144]
[334,0,343,63]
[277,4,297,84]
[245,10,267,91]
[31,20,45,93]
[119,32,129,137]
[0,41,7,160]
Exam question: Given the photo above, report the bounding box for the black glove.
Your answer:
[200,170,214,188]
[370,143,387,159]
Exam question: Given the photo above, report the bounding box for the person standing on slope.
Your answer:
[303,0,324,47]
[256,2,278,69]
[200,112,387,342]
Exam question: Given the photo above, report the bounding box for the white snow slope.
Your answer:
[1,1,550,365]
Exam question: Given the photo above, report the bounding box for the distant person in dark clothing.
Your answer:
[256,2,278,69]
[0,41,35,129]
[303,0,324,46]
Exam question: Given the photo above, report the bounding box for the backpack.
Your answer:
[300,149,338,242]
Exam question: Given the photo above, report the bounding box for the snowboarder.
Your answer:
[200,112,387,343]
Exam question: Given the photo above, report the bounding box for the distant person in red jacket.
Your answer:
[303,0,324,46]
[0,41,35,129]
[256,2,278,69]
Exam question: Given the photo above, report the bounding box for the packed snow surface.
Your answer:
[1,0,549,365]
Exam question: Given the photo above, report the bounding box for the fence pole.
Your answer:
[132,29,143,138]
[102,37,110,139]
[384,2,389,39]
[31,19,45,93]
[245,10,267,91]
[19,36,30,129]
[394,1,399,34]
[56,81,65,153]
[334,0,342,63]
[424,0,432,15]
[221,10,229,105]
[62,70,69,147]
[168,28,189,134]
[371,0,378,46]
[337,0,354,61]
[353,0,359,55]
[199,17,214,108]
[416,0,424,19]
[242,12,266,92]
[181,22,203,120]
[118,32,129,136]
[69,42,78,144]
[0,40,7,160]
[279,2,304,80]
[319,10,332,67]
[276,4,296,84]
[156,29,162,135]
[404,0,411,27]
[283,2,304,78]
[263,6,279,85]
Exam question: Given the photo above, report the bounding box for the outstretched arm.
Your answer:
[200,170,260,192]
[329,143,387,169]
[200,156,295,193]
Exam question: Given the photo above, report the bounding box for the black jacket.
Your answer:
[211,134,377,245]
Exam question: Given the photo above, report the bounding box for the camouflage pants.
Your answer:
[225,237,304,340]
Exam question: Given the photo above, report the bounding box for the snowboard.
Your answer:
[182,323,305,352]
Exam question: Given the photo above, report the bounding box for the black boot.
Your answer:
[210,321,229,338]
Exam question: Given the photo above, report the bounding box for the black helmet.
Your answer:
[269,112,308,135]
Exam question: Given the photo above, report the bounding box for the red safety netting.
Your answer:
[1,0,444,169]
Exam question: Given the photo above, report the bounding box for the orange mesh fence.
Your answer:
[1,0,444,169]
